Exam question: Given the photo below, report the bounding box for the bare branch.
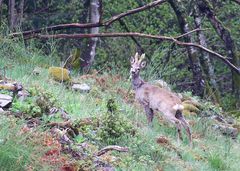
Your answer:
[175,28,208,39]
[118,19,145,54]
[10,23,102,38]
[9,0,166,38]
[95,145,129,156]
[34,32,239,74]
[104,0,166,26]
[231,0,240,5]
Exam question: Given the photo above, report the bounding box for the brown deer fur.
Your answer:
[130,53,192,144]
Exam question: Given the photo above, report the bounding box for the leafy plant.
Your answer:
[98,99,135,144]
[11,85,58,117]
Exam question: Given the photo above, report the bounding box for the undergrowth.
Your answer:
[0,37,240,170]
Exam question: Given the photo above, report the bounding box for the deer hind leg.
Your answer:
[180,117,192,146]
[164,114,183,144]
[175,110,192,145]
[144,105,154,126]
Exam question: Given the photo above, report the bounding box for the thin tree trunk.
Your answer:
[198,0,240,107]
[168,0,204,96]
[193,4,220,104]
[8,0,16,31]
[0,0,3,9]
[80,0,100,72]
[18,0,24,27]
[0,0,3,23]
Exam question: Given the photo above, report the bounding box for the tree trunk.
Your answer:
[80,0,100,72]
[8,0,16,31]
[18,0,24,27]
[168,0,204,96]
[193,4,220,104]
[0,0,3,23]
[198,0,240,107]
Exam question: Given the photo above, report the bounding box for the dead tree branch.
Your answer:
[10,23,102,38]
[175,28,208,39]
[34,32,239,74]
[104,0,166,26]
[231,0,240,5]
[118,19,145,54]
[9,0,166,38]
[95,145,129,156]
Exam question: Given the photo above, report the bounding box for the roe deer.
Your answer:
[130,52,192,145]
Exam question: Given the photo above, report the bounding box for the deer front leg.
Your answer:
[144,105,154,126]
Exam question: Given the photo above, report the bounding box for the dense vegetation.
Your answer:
[0,0,240,170]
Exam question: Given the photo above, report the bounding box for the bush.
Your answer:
[98,99,135,144]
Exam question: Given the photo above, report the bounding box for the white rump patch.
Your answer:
[173,104,184,110]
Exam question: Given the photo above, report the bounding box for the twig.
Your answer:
[95,145,129,156]
[175,28,208,39]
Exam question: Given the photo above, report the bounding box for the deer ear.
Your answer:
[130,56,135,64]
[140,61,146,68]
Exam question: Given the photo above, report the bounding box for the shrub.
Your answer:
[98,99,135,144]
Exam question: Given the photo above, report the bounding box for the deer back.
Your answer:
[135,83,182,114]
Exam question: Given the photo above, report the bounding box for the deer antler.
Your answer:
[139,53,145,64]
[134,52,139,62]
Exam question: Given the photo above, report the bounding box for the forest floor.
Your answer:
[0,47,240,171]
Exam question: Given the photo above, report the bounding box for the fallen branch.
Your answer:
[95,145,129,156]
[33,32,239,74]
[47,120,71,127]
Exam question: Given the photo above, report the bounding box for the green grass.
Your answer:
[0,38,240,170]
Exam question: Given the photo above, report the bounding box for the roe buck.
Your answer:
[130,53,192,144]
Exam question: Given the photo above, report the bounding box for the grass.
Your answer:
[0,37,240,170]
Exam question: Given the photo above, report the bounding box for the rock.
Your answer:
[33,67,42,75]
[212,124,238,139]
[72,83,91,93]
[0,94,13,108]
[17,90,30,101]
[48,67,71,82]
[0,83,16,91]
[0,82,23,92]
[225,116,235,125]
[211,114,227,124]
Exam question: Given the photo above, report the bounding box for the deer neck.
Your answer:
[132,74,144,90]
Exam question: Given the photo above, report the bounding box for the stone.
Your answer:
[0,94,13,108]
[0,83,16,91]
[17,90,30,101]
[33,67,42,75]
[72,83,91,93]
[212,124,238,139]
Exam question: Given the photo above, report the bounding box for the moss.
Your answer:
[182,103,200,113]
[0,84,16,91]
[48,67,71,82]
